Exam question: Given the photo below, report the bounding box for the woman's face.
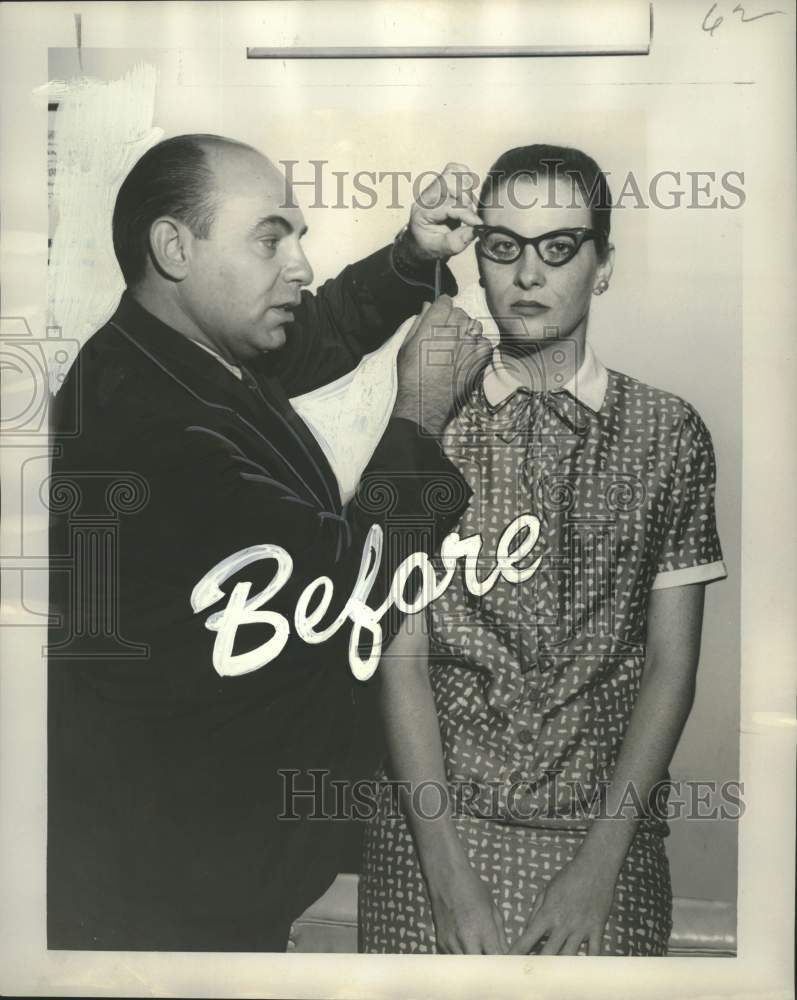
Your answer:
[478,175,613,348]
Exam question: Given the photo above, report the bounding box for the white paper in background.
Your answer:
[46,64,162,356]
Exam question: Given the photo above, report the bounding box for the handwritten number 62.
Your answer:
[702,2,785,36]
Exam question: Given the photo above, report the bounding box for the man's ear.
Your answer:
[148,216,192,281]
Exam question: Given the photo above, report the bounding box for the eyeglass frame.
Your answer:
[472,224,605,267]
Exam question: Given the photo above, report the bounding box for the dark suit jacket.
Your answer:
[47,245,469,951]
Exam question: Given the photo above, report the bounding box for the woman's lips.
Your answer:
[511,301,550,316]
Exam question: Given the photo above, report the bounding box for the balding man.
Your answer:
[47,135,488,951]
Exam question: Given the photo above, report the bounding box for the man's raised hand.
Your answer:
[408,162,482,260]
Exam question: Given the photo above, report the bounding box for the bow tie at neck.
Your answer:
[476,382,592,440]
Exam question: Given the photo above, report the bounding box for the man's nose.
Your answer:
[283,239,313,287]
[514,246,546,290]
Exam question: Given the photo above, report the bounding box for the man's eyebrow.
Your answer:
[250,215,308,238]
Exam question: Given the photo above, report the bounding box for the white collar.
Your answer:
[482,340,609,412]
[192,339,243,381]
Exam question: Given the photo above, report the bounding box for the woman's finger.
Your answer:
[493,907,509,954]
[478,924,502,955]
[447,934,463,955]
[529,889,547,920]
[541,928,569,955]
[588,930,603,956]
[508,914,549,954]
[460,930,482,955]
[507,891,549,952]
[559,932,585,956]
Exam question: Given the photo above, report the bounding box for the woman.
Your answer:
[357,144,727,955]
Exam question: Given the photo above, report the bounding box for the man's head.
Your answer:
[113,134,313,362]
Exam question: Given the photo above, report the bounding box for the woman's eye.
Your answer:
[493,240,517,255]
[259,237,280,252]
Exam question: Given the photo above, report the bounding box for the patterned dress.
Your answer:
[359,343,726,955]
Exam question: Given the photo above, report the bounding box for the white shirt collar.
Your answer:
[192,339,243,381]
[482,340,609,412]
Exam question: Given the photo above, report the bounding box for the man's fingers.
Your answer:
[404,300,432,338]
[446,306,476,334]
[465,318,484,340]
[402,295,452,343]
[444,204,482,227]
[425,203,482,229]
[439,162,481,212]
[441,160,476,178]
[423,294,454,325]
[447,307,485,343]
[428,305,482,344]
[429,293,453,310]
[447,224,478,256]
[403,299,483,353]
[417,164,481,224]
[410,161,480,260]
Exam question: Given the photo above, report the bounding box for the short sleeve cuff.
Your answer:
[651,560,728,590]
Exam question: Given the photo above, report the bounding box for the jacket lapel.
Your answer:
[108,294,342,512]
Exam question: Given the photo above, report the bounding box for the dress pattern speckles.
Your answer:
[360,813,673,955]
[359,357,726,955]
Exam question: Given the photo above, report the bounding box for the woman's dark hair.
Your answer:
[478,144,613,260]
[112,133,249,287]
